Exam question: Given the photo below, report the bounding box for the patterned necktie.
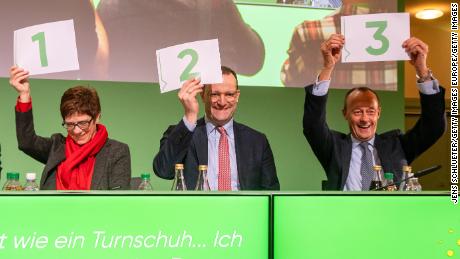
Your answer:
[217,127,231,191]
[360,142,374,191]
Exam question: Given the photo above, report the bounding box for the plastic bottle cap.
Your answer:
[26,173,36,180]
[140,173,150,179]
[384,172,394,179]
[12,172,20,180]
[373,165,382,171]
[198,165,208,171]
[403,165,412,173]
[6,172,15,179]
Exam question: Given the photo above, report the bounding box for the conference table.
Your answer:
[0,191,456,259]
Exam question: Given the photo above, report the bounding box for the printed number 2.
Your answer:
[365,21,389,56]
[178,48,199,82]
[31,31,48,67]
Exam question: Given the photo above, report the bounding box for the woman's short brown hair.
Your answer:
[60,86,101,120]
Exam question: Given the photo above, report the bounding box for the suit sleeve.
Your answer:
[303,85,335,174]
[153,120,194,179]
[109,142,131,190]
[400,87,446,163]
[260,135,279,190]
[15,109,54,164]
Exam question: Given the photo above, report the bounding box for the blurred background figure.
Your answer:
[95,0,265,82]
[280,0,398,90]
[277,0,342,8]
[0,0,99,80]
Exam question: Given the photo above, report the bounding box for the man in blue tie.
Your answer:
[303,34,446,190]
[153,66,279,191]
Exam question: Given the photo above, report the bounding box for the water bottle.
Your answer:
[405,178,422,192]
[138,173,153,191]
[2,172,22,191]
[401,165,413,191]
[370,165,386,190]
[23,172,40,191]
[171,164,187,191]
[195,165,210,191]
[383,172,397,191]
[2,172,13,190]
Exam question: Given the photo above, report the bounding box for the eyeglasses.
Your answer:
[62,118,93,131]
[209,91,239,102]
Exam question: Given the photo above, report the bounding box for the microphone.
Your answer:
[411,165,442,179]
[372,165,442,191]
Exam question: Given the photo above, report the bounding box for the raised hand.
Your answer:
[178,77,204,125]
[319,34,345,80]
[9,66,31,102]
[402,37,429,78]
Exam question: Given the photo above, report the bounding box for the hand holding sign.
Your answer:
[156,39,222,93]
[341,13,410,63]
[402,37,430,78]
[14,19,80,75]
[9,66,31,103]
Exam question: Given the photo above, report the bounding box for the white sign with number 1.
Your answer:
[156,39,222,93]
[341,13,410,63]
[14,19,80,75]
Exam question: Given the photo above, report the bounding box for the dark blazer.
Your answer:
[303,85,446,190]
[153,118,279,190]
[16,110,131,190]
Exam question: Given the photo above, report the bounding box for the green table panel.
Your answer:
[274,194,460,259]
[0,193,269,259]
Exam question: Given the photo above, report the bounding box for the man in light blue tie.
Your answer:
[303,34,446,190]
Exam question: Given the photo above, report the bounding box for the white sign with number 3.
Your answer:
[341,13,410,63]
[156,39,222,93]
[14,19,80,75]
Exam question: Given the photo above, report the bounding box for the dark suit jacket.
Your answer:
[153,118,279,190]
[16,110,131,190]
[303,85,446,190]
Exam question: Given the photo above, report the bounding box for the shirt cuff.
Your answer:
[311,77,330,96]
[416,78,440,95]
[182,116,196,132]
[15,97,32,112]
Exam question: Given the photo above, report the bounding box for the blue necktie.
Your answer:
[360,142,374,190]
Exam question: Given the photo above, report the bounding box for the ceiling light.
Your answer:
[415,9,444,20]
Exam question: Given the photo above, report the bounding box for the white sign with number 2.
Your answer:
[341,13,410,63]
[14,19,80,75]
[156,39,222,93]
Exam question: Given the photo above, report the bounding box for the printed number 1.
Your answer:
[31,31,48,67]
[178,48,200,82]
[365,21,389,56]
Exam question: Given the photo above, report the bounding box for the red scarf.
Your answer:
[56,124,108,190]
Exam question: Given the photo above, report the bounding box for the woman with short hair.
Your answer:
[9,66,131,190]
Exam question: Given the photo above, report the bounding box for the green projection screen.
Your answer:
[0,193,269,259]
[1,0,398,90]
[274,194,460,259]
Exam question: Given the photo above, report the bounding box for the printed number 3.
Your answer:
[178,48,200,82]
[365,21,389,56]
[31,31,49,67]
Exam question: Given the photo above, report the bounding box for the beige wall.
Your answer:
[405,0,451,98]
[404,0,451,190]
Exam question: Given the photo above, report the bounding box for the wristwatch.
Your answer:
[416,69,433,83]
